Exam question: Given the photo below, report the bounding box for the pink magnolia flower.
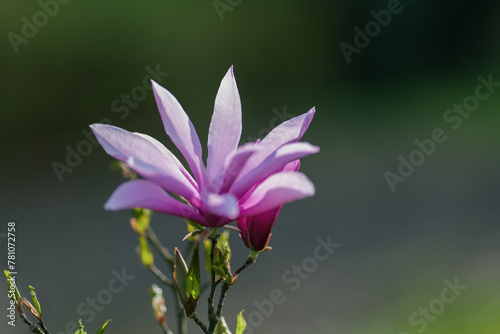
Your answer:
[90,66,318,228]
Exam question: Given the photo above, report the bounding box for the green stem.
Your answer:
[21,315,44,334]
[37,320,51,334]
[215,283,230,319]
[189,313,210,334]
[234,256,256,276]
[207,235,220,332]
[211,256,256,331]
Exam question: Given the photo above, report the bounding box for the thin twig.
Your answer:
[146,226,175,265]
[21,315,44,334]
[189,313,210,334]
[149,264,174,288]
[37,320,51,334]
[147,226,190,334]
[159,318,174,334]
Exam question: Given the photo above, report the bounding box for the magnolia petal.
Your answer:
[216,143,256,193]
[204,192,240,221]
[125,157,200,203]
[237,206,281,251]
[284,159,301,172]
[230,142,319,199]
[237,217,250,248]
[151,80,206,187]
[239,108,315,177]
[134,133,198,191]
[238,172,315,217]
[90,124,198,200]
[207,66,242,184]
[234,157,300,206]
[105,180,208,225]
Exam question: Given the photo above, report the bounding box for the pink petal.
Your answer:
[238,206,281,251]
[237,217,250,247]
[134,133,198,191]
[238,171,315,217]
[284,159,301,172]
[239,107,315,176]
[90,124,198,201]
[125,157,200,204]
[204,192,239,221]
[206,66,243,185]
[229,143,319,198]
[216,142,256,193]
[229,142,319,199]
[152,80,206,188]
[234,158,301,206]
[105,180,208,225]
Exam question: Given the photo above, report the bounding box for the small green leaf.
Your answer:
[134,209,152,234]
[212,247,233,284]
[211,265,226,280]
[214,316,232,334]
[95,319,111,334]
[173,248,189,303]
[203,239,212,274]
[28,285,42,317]
[217,230,232,270]
[185,243,201,299]
[236,311,247,334]
[4,270,21,304]
[75,319,87,334]
[186,219,204,232]
[138,235,154,267]
[217,230,230,250]
[174,248,199,316]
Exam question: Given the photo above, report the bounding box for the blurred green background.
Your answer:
[1,1,500,334]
